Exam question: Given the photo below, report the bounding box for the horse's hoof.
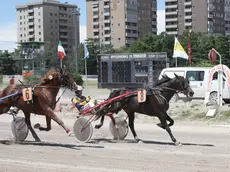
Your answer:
[156,123,166,129]
[94,125,101,129]
[35,138,41,142]
[175,141,182,146]
[34,123,41,129]
[134,136,142,143]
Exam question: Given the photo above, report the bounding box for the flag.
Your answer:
[58,41,66,60]
[173,37,188,60]
[83,42,89,59]
[187,32,192,65]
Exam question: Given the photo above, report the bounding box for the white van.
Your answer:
[158,67,230,103]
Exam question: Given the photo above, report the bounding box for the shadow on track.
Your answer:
[90,138,214,147]
[0,140,105,150]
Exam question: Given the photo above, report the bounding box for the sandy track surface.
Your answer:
[0,114,230,172]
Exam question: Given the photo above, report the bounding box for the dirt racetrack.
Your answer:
[0,114,230,172]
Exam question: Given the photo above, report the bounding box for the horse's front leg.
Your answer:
[43,106,71,134]
[157,112,174,129]
[95,115,105,129]
[158,113,181,146]
[34,115,51,131]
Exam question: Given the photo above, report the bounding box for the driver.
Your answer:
[70,86,91,112]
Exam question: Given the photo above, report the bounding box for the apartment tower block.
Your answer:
[86,0,157,49]
[16,0,80,55]
[165,0,227,36]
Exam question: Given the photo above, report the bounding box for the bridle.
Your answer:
[156,78,190,97]
[59,69,76,91]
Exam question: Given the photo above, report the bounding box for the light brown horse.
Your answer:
[0,67,77,142]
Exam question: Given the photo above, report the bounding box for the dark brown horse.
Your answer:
[95,74,194,145]
[0,67,77,142]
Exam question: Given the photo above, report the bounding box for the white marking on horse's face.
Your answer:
[48,75,53,80]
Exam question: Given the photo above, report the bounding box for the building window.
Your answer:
[50,13,53,16]
[20,16,22,19]
[20,34,22,37]
[38,19,41,22]
[39,32,41,35]
[39,25,41,28]
[38,12,40,16]
[39,38,41,41]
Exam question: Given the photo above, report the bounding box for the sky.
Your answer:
[0,0,165,52]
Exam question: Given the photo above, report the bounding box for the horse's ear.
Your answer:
[174,73,179,79]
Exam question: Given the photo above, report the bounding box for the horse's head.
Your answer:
[41,67,77,90]
[173,73,194,98]
[59,66,77,90]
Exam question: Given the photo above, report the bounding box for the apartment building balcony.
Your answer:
[28,9,34,13]
[28,15,34,19]
[184,1,192,6]
[60,22,68,26]
[60,35,68,39]
[93,35,99,39]
[60,28,68,32]
[125,18,137,23]
[152,21,157,25]
[152,14,157,18]
[185,15,192,19]
[165,11,178,15]
[166,31,178,35]
[28,34,35,38]
[208,14,213,18]
[104,12,110,16]
[104,19,110,23]
[126,25,138,30]
[28,22,34,26]
[28,28,34,32]
[104,26,110,30]
[104,33,111,38]
[93,21,99,25]
[93,15,99,19]
[165,18,178,22]
[166,4,178,9]
[184,8,192,13]
[166,24,178,28]
[59,15,68,20]
[104,5,110,9]
[59,10,67,14]
[104,41,111,44]
[92,7,99,12]
[93,28,99,32]
[126,32,138,37]
[185,22,192,26]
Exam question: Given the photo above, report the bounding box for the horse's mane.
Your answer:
[39,68,60,85]
[154,74,172,86]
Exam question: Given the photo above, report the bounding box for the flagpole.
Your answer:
[84,58,88,95]
[175,57,177,67]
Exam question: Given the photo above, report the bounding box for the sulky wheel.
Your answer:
[11,116,29,142]
[73,117,93,143]
[109,116,129,140]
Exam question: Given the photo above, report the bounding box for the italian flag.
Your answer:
[58,42,66,60]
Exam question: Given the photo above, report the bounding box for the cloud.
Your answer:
[157,10,165,35]
[80,25,87,43]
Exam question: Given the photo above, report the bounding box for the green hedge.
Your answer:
[23,75,41,85]
[72,72,83,86]
[23,73,83,86]
[0,74,2,84]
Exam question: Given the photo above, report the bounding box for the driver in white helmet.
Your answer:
[70,85,91,112]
